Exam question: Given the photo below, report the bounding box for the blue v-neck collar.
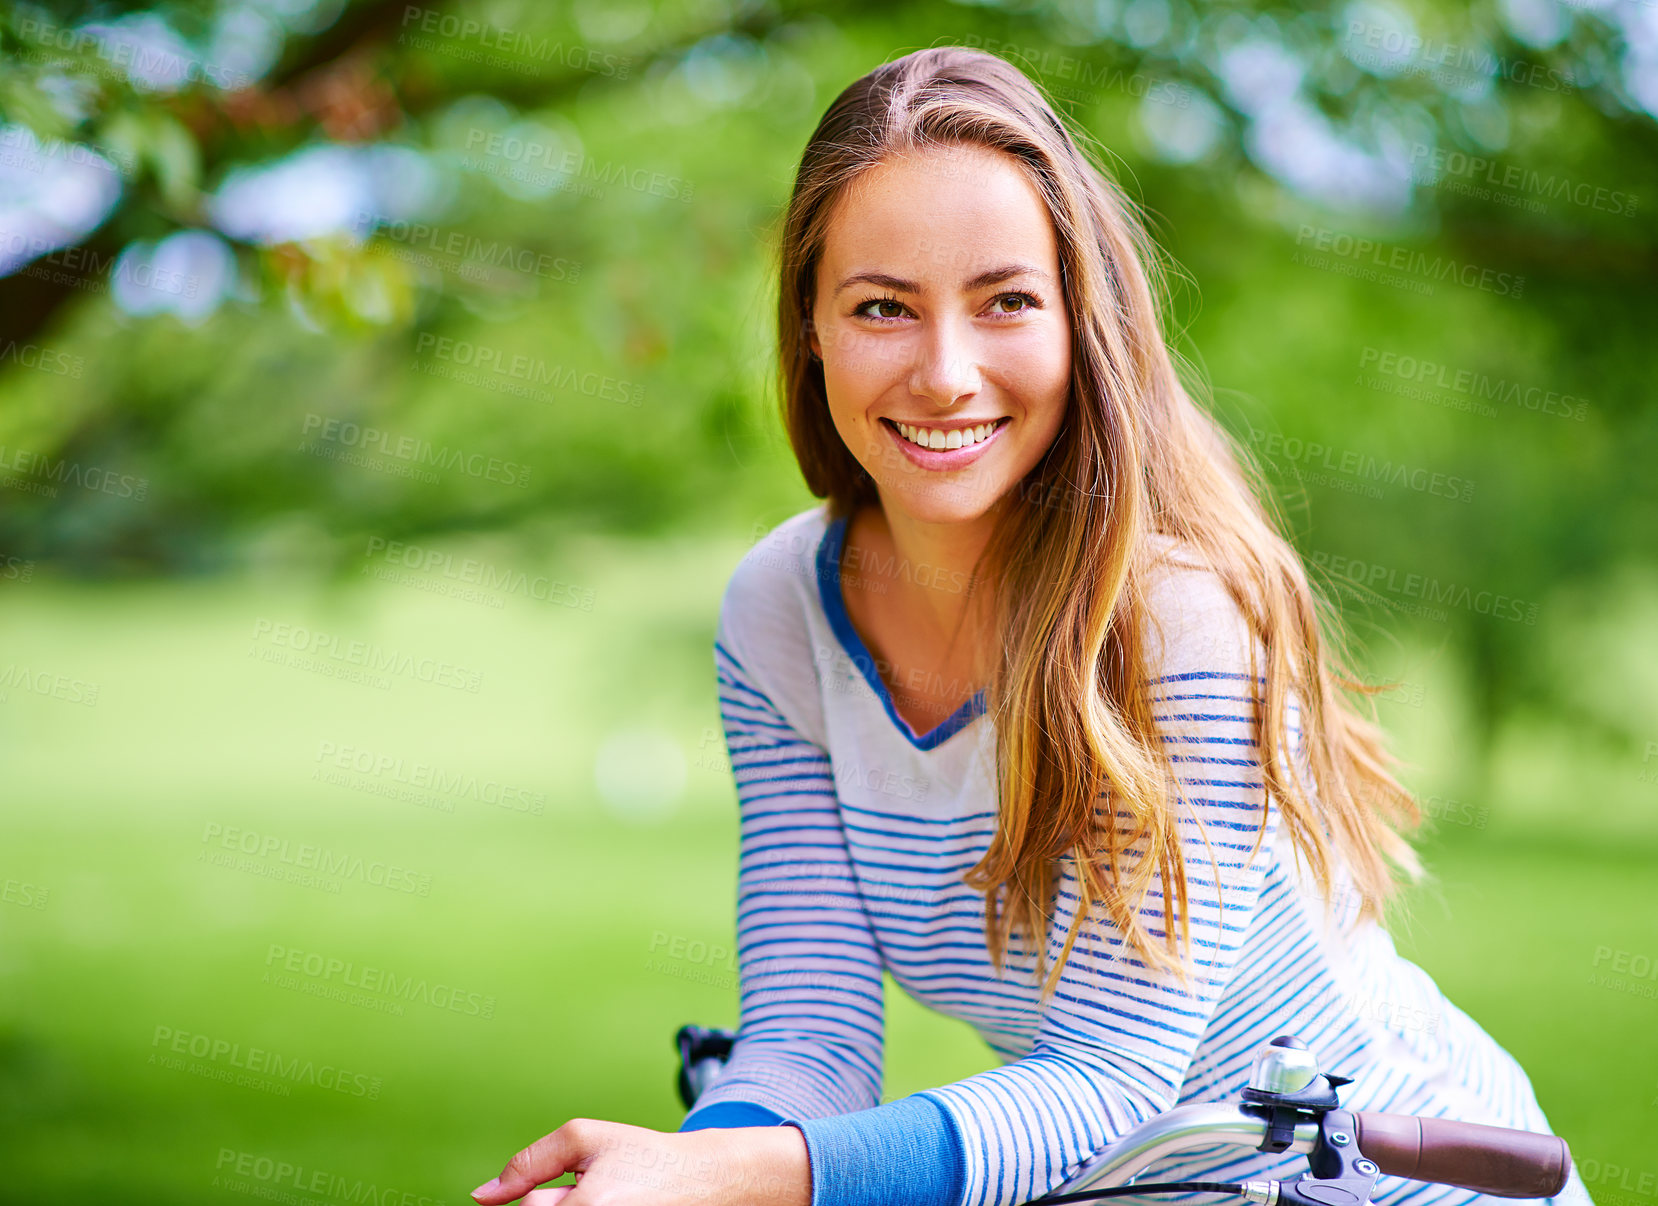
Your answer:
[814,512,987,751]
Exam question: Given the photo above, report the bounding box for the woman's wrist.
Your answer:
[728,1123,812,1206]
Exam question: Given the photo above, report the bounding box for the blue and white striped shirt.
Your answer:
[681,505,1588,1206]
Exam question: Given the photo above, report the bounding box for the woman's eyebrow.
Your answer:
[833,264,1051,296]
[963,264,1050,290]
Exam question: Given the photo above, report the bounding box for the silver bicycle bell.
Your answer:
[1248,1034,1320,1095]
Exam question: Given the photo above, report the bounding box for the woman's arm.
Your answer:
[678,636,888,1124]
[673,565,970,1206]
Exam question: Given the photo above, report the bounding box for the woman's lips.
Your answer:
[881,417,1009,470]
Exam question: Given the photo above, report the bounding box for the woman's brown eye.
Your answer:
[995,295,1027,313]
[876,301,903,318]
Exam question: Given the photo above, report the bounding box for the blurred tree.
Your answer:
[0,0,1654,786]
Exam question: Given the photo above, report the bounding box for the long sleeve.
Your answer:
[678,1101,786,1130]
[678,636,888,1123]
[680,635,968,1206]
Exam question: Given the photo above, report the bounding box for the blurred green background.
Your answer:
[1,0,1655,1201]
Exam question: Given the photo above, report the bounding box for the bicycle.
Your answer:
[673,1025,1573,1206]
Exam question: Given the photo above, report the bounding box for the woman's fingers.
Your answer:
[472,1120,601,1204]
[519,1188,577,1206]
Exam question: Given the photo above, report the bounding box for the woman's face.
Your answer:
[810,143,1072,528]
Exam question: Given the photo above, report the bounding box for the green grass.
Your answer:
[0,539,1652,1202]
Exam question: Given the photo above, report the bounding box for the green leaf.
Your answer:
[146,109,201,213]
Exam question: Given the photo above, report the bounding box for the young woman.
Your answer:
[470,47,1590,1206]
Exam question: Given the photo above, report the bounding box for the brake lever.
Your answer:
[1276,1110,1380,1206]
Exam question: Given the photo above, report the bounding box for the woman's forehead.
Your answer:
[819,147,1060,287]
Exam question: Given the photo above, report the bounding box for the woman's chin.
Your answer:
[877,481,1006,529]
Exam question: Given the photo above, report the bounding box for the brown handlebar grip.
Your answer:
[1352,1112,1571,1198]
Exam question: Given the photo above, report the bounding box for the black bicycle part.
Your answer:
[1240,1034,1354,1154]
[1033,1182,1248,1203]
[1278,1110,1380,1206]
[674,1023,735,1109]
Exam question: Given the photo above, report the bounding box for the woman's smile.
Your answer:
[881,415,1011,468]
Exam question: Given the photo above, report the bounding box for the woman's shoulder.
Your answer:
[1135,531,1260,684]
[714,504,835,742]
[720,503,833,626]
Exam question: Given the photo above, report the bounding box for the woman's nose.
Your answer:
[908,320,982,407]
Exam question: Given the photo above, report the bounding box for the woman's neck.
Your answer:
[850,498,1000,657]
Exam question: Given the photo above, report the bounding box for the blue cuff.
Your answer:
[679,1101,787,1131]
[786,1094,966,1206]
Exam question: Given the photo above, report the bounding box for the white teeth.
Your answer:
[895,420,1001,451]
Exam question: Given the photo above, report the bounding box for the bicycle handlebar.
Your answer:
[676,1023,1575,1203]
[1054,1103,1318,1194]
[1353,1112,1572,1199]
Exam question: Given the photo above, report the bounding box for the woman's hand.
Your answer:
[470,1118,811,1206]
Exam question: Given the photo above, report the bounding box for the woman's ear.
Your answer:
[804,314,822,361]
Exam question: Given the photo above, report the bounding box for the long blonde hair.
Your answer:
[777,46,1423,999]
